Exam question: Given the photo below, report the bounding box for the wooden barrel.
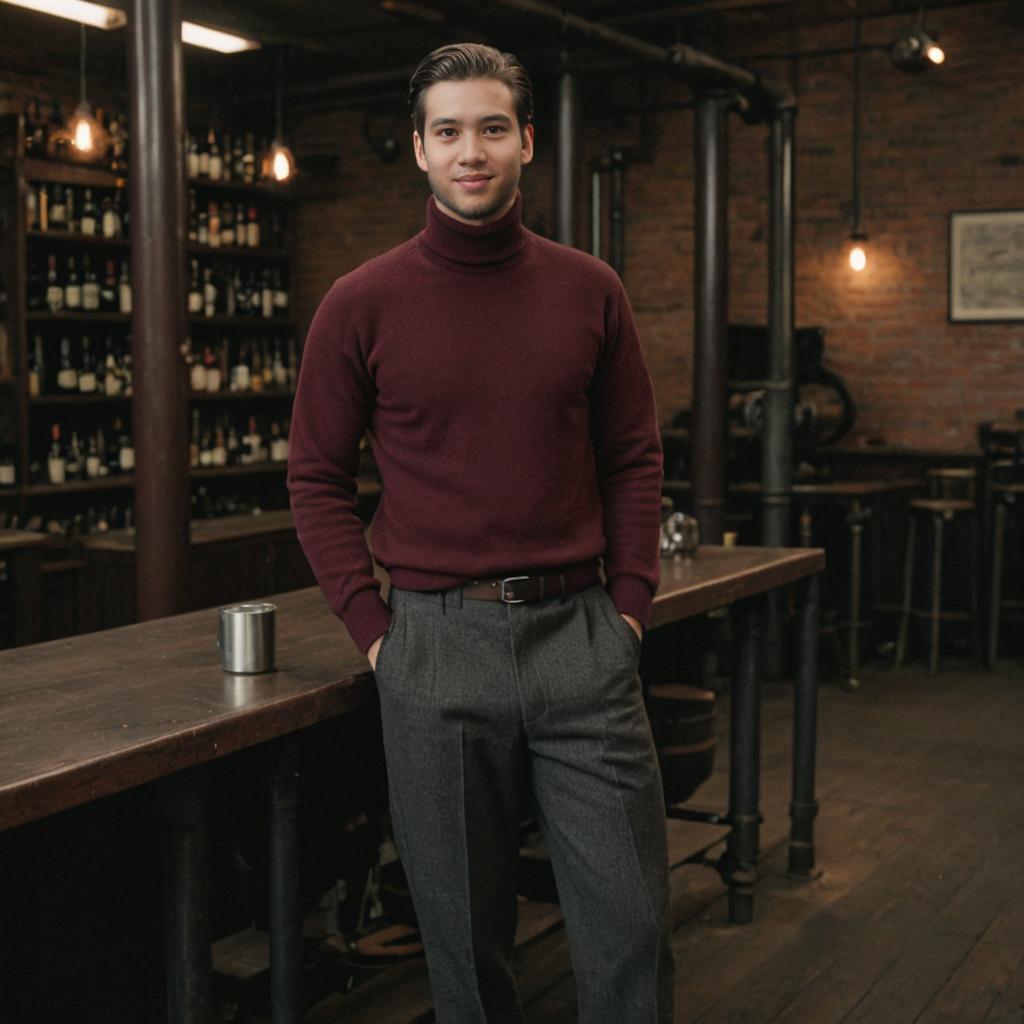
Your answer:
[644,684,717,805]
[657,738,717,806]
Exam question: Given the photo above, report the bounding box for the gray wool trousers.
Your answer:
[373,580,675,1023]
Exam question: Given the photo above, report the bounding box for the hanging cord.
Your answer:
[79,23,88,106]
[275,48,284,140]
[851,13,862,237]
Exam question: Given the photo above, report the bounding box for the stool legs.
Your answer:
[896,515,917,667]
[988,500,1007,666]
[929,513,943,675]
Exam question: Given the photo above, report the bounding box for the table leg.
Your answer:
[269,735,303,1024]
[846,500,865,691]
[789,573,821,879]
[11,546,43,646]
[727,596,761,924]
[158,766,212,1023]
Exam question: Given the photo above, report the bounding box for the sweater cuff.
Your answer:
[605,574,656,633]
[343,588,393,656]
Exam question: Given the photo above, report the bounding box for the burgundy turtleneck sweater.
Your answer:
[287,192,663,655]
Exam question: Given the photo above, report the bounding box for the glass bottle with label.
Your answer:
[118,261,132,314]
[79,335,97,393]
[187,259,202,315]
[29,334,46,396]
[82,255,100,311]
[64,256,81,310]
[47,423,66,484]
[57,337,78,391]
[80,188,98,235]
[44,255,63,311]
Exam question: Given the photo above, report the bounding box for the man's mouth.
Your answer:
[456,175,492,191]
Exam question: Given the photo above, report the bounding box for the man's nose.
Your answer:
[458,134,485,163]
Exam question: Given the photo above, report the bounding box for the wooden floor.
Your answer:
[312,660,1024,1023]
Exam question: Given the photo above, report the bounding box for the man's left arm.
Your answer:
[590,280,664,635]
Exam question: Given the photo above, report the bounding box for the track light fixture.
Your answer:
[891,2,945,73]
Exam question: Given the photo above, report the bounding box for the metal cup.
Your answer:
[218,602,277,674]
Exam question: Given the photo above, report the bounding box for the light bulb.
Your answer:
[926,44,945,64]
[73,117,93,152]
[849,244,867,272]
[268,141,296,183]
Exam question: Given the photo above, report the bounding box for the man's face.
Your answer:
[413,77,534,225]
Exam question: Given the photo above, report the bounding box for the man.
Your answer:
[288,42,673,1023]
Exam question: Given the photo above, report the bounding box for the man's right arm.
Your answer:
[287,280,391,657]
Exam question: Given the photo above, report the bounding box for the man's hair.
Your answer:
[408,42,534,139]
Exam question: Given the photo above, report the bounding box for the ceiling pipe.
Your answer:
[478,0,795,113]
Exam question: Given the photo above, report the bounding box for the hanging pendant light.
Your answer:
[847,13,867,273]
[266,49,297,183]
[66,23,108,159]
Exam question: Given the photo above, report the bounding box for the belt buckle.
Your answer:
[500,575,532,603]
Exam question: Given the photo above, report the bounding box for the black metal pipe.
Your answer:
[129,0,189,621]
[555,51,577,248]
[761,108,795,550]
[728,597,761,924]
[609,148,626,278]
[269,736,303,1023]
[158,768,211,1023]
[692,93,729,545]
[788,573,820,878]
[759,107,796,675]
[483,0,784,103]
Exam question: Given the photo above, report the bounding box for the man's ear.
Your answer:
[520,123,535,166]
[413,131,429,172]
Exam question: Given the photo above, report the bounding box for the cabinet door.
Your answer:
[271,533,316,593]
[189,538,272,609]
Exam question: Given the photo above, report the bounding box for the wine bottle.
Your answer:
[44,254,62,312]
[202,267,217,317]
[204,345,221,392]
[261,269,274,319]
[49,184,67,231]
[208,200,221,249]
[272,339,287,388]
[250,339,263,393]
[246,205,260,248]
[198,129,210,178]
[100,259,117,311]
[85,432,101,479]
[37,183,49,232]
[57,336,78,391]
[186,133,200,178]
[187,189,198,243]
[29,334,46,396]
[221,202,235,248]
[208,129,223,182]
[47,423,66,484]
[0,428,15,487]
[64,256,81,310]
[189,338,207,391]
[80,188,98,235]
[82,255,100,311]
[65,430,83,480]
[189,408,200,468]
[79,335,97,393]
[26,182,39,231]
[273,269,288,314]
[103,336,121,395]
[187,260,202,314]
[118,261,132,314]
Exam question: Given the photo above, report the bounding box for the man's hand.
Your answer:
[622,613,642,642]
[367,634,384,671]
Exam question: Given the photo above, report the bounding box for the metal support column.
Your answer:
[727,596,761,924]
[555,50,577,248]
[692,93,729,544]
[158,767,211,1023]
[760,107,796,675]
[609,148,625,277]
[269,736,303,1023]
[129,0,189,620]
[788,572,820,878]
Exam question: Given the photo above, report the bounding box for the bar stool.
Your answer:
[895,468,982,674]
[979,422,1024,665]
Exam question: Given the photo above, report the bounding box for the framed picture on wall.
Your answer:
[949,209,1024,322]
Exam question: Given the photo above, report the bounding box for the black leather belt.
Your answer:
[461,564,600,604]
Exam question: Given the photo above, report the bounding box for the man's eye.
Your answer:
[438,128,457,138]
[484,126,506,135]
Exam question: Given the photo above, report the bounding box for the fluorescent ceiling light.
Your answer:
[0,0,126,29]
[181,21,259,52]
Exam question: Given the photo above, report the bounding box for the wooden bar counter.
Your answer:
[0,543,823,1020]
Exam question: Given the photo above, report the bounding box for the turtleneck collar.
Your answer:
[419,191,529,272]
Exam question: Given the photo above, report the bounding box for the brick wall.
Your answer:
[289,3,1024,454]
